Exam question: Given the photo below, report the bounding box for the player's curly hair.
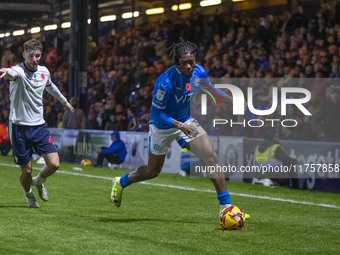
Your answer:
[168,40,202,65]
[23,39,43,52]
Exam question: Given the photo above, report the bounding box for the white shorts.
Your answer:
[149,118,207,155]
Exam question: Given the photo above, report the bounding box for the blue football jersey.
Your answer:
[149,64,222,129]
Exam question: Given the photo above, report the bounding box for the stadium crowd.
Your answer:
[1,4,340,142]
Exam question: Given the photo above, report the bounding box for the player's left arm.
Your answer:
[45,78,74,112]
[62,101,74,113]
[218,87,247,110]
[196,65,235,104]
[152,78,198,138]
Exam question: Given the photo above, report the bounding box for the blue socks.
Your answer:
[217,191,231,205]
[119,173,132,188]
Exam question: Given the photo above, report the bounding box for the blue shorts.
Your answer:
[10,122,57,165]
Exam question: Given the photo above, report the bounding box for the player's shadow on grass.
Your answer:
[98,217,210,225]
[0,204,27,208]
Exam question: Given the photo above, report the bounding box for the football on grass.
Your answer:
[219,206,245,230]
[81,159,92,166]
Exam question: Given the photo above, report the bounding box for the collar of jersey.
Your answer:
[23,62,38,73]
[175,65,182,75]
[174,65,196,79]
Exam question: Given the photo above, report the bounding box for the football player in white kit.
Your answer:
[0,39,74,208]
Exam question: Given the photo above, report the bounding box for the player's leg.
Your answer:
[111,152,165,207]
[185,134,231,210]
[10,123,39,208]
[185,135,226,191]
[184,124,250,219]
[20,161,40,208]
[20,161,33,193]
[31,152,59,202]
[128,152,165,182]
[111,125,177,207]
[31,124,59,175]
[31,124,59,202]
[40,152,60,177]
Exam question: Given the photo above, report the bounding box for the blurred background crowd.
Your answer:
[1,3,340,142]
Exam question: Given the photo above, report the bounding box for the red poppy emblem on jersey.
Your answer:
[49,136,54,144]
[41,73,45,80]
[185,83,191,91]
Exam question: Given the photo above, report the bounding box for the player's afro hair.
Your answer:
[168,40,202,65]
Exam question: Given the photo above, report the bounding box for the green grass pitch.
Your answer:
[0,155,339,255]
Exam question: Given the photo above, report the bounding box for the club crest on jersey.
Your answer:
[156,89,165,101]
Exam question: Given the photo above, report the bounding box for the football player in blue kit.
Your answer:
[111,41,247,217]
[0,39,74,208]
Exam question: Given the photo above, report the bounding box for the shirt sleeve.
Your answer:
[152,107,175,126]
[4,67,19,81]
[151,76,176,126]
[45,80,67,104]
[151,77,172,110]
[197,67,225,98]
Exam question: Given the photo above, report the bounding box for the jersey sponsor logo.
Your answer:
[175,94,194,103]
[156,89,165,101]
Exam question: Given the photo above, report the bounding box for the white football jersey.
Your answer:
[6,62,66,126]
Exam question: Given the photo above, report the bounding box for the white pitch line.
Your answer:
[2,163,340,210]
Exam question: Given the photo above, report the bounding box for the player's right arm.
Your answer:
[172,119,198,138]
[151,76,198,138]
[0,67,18,80]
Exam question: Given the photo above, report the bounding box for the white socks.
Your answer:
[220,204,231,210]
[25,187,33,196]
[117,178,122,187]
[34,173,46,185]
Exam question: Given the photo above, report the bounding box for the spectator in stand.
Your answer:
[1,109,9,126]
[104,114,119,131]
[127,105,140,132]
[102,96,117,129]
[1,7,340,143]
[57,112,63,128]
[86,108,100,130]
[286,6,309,34]
[116,112,128,131]
[62,97,86,129]
[313,87,340,142]
[0,121,11,156]
[44,104,57,128]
